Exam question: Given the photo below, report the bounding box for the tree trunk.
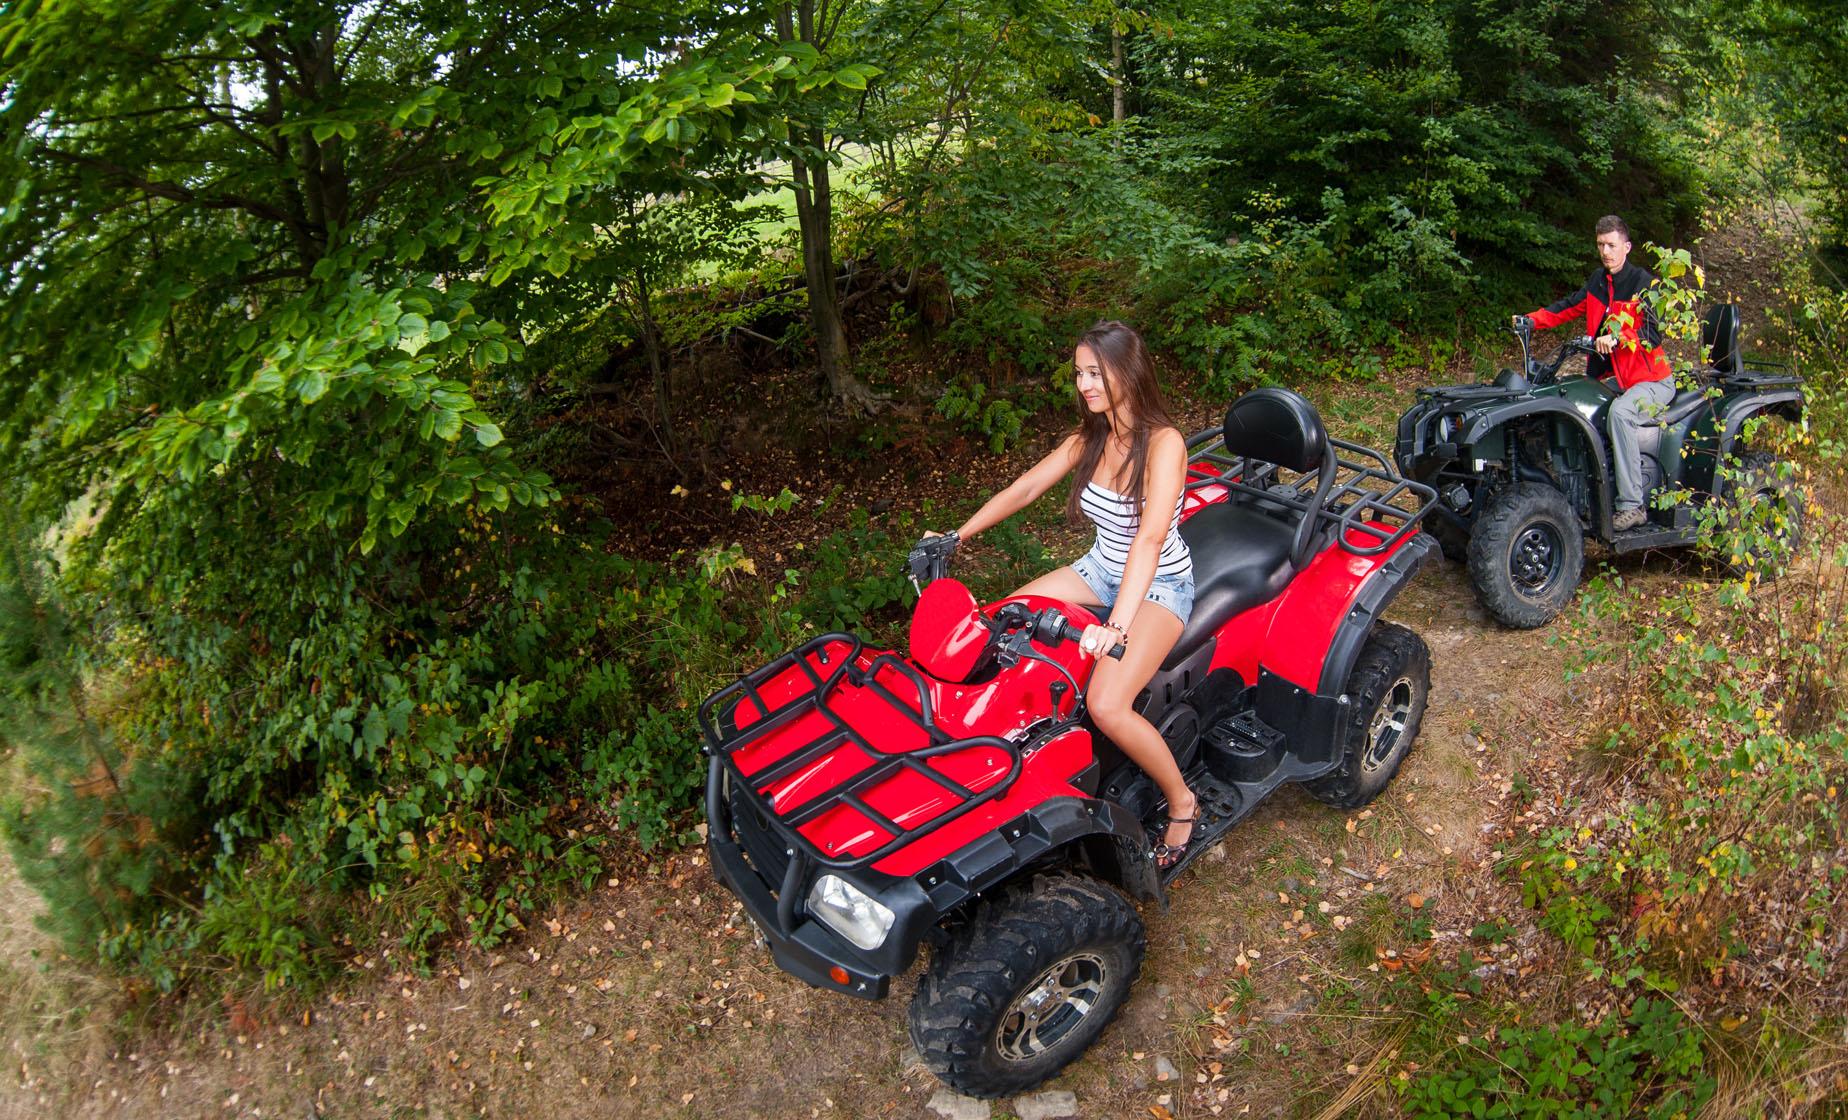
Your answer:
[634,267,683,472]
[779,0,878,411]
[1111,25,1126,124]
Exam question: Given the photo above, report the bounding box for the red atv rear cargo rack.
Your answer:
[1182,427,1436,555]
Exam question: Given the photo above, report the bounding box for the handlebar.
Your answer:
[907,533,959,591]
[911,537,1123,659]
[989,602,1125,661]
[1505,316,1598,386]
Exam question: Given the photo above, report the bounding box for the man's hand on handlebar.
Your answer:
[1594,334,1618,356]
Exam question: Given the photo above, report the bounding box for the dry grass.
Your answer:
[0,843,120,1120]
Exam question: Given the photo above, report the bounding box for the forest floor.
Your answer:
[0,229,1812,1119]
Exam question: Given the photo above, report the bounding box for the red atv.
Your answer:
[700,388,1438,1097]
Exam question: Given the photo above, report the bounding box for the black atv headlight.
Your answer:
[1435,413,1457,444]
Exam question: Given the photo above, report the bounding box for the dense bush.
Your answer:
[0,465,965,993]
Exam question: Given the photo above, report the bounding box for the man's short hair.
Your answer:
[1594,214,1631,240]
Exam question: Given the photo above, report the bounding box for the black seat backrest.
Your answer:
[1221,387,1336,566]
[1223,386,1327,473]
[1703,304,1742,375]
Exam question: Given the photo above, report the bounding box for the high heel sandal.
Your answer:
[1153,814,1198,869]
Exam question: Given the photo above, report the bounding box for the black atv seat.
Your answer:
[1654,386,1712,427]
[1163,502,1297,669]
[1160,387,1333,670]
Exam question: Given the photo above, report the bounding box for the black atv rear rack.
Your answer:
[698,633,1026,881]
[1184,427,1437,557]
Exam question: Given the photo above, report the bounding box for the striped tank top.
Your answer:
[1079,480,1193,579]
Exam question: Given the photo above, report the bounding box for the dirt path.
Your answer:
[5,372,1698,1120]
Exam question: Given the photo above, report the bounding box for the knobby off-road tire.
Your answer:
[1467,484,1584,629]
[909,874,1145,1099]
[1302,622,1431,810]
[1721,450,1805,576]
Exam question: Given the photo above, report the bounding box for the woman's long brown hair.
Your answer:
[1064,320,1176,525]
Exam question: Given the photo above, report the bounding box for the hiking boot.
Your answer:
[1612,507,1647,531]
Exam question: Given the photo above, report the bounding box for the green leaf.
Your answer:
[298,370,329,403]
[474,421,504,447]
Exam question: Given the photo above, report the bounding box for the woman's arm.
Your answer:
[1103,429,1188,635]
[934,434,1081,541]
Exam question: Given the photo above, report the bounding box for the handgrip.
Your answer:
[1056,617,1125,660]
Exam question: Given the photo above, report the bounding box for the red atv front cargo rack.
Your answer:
[698,633,1027,876]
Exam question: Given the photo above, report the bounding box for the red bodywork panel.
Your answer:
[1200,533,1399,693]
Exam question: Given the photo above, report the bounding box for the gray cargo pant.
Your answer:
[1610,378,1676,511]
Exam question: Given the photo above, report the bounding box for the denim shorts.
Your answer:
[1071,549,1195,626]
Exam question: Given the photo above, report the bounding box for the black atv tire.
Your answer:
[1721,451,1805,576]
[1467,484,1584,629]
[909,874,1145,1099]
[1302,622,1431,809]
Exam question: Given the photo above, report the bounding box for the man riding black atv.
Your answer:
[1515,215,1674,533]
[1396,299,1804,629]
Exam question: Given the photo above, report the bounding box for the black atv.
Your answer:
[1395,304,1804,628]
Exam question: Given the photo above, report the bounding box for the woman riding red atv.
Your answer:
[923,320,1200,865]
[700,338,1438,1097]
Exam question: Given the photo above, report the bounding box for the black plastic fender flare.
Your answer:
[908,795,1165,918]
[1456,397,1612,488]
[1454,396,1612,531]
[1716,390,1805,487]
[1316,532,1435,697]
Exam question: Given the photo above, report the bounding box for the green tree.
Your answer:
[1129,0,1704,319]
[0,0,852,985]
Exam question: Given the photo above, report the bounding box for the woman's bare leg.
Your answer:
[1010,566,1103,608]
[1085,603,1194,855]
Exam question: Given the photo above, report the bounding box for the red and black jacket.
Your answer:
[1527,260,1673,391]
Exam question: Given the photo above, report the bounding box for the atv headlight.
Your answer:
[1435,413,1457,444]
[807,874,895,951]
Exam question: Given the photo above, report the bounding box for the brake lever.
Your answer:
[906,533,959,593]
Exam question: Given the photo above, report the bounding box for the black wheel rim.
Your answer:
[1509,522,1563,596]
[996,953,1107,1063]
[1362,676,1417,775]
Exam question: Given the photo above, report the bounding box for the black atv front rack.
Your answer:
[1184,428,1437,557]
[698,633,1026,882]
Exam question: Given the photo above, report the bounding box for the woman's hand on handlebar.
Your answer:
[1077,622,1123,660]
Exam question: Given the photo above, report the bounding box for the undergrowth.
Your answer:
[0,486,977,997]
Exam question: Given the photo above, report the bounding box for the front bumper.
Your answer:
[705,759,935,1001]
